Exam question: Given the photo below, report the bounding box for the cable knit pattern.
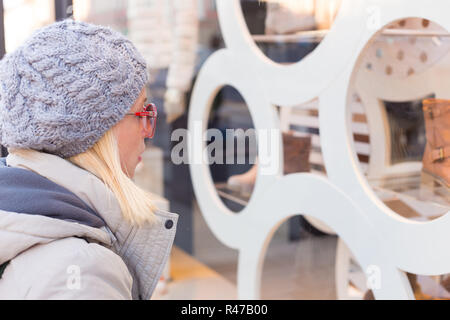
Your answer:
[0,19,148,158]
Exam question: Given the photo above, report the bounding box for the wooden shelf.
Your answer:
[252,28,450,44]
[214,171,449,221]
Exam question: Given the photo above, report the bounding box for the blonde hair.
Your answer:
[67,128,159,226]
[8,128,159,226]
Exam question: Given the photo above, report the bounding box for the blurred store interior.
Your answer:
[1,0,450,300]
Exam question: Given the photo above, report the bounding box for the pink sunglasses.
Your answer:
[125,103,157,138]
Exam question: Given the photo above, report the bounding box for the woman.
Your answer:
[0,19,178,299]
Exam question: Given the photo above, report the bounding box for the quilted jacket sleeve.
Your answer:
[4,237,133,300]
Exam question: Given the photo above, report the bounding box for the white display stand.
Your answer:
[187,0,450,299]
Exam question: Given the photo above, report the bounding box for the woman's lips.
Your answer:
[138,156,142,162]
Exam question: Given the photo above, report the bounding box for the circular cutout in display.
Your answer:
[360,18,450,78]
[349,18,450,222]
[240,0,342,64]
[207,86,258,214]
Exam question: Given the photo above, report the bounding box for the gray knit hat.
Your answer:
[0,19,148,158]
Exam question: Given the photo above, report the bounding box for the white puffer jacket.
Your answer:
[0,150,178,300]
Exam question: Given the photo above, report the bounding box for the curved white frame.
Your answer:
[187,0,450,299]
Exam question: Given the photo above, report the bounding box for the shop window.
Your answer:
[349,18,450,221]
[241,0,341,64]
[208,85,257,213]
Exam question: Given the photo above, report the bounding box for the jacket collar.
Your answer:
[0,157,107,229]
[5,149,178,300]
